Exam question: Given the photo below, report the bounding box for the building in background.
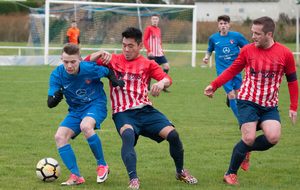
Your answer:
[195,0,297,22]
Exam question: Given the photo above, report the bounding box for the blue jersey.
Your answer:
[207,31,248,76]
[48,61,109,112]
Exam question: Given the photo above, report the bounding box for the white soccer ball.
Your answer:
[36,158,61,182]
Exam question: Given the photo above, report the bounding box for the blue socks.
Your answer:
[87,133,106,166]
[167,130,184,174]
[251,135,274,151]
[163,69,169,74]
[121,129,137,180]
[229,98,238,119]
[58,144,82,177]
[227,140,251,175]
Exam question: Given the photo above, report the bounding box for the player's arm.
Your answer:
[203,51,212,64]
[86,51,112,65]
[47,89,63,108]
[151,78,171,98]
[107,68,125,88]
[203,37,214,64]
[143,27,152,55]
[204,52,246,98]
[285,51,299,125]
[149,61,172,97]
[66,36,70,43]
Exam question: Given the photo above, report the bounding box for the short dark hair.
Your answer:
[217,15,230,23]
[253,16,275,36]
[72,21,76,23]
[151,13,159,17]
[62,43,80,56]
[122,27,143,44]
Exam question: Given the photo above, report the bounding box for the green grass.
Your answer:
[0,66,299,190]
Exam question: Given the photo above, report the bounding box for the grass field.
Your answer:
[0,66,300,190]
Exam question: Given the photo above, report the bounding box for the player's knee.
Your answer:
[54,133,67,147]
[266,133,281,145]
[164,63,170,70]
[80,124,94,137]
[166,129,180,143]
[243,135,256,146]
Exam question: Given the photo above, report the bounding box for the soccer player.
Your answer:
[47,43,124,186]
[203,15,248,119]
[204,16,298,185]
[66,21,80,46]
[143,13,171,93]
[85,27,197,189]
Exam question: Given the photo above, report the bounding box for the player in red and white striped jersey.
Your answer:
[205,16,298,185]
[85,27,197,188]
[143,14,171,93]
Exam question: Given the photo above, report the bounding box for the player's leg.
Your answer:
[56,114,85,185]
[113,110,140,189]
[224,100,259,185]
[140,106,196,184]
[81,104,109,183]
[223,81,238,119]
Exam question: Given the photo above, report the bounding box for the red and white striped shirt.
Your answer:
[85,54,172,114]
[143,25,164,57]
[211,42,298,111]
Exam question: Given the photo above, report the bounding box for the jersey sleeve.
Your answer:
[210,48,246,90]
[48,69,62,96]
[284,50,299,111]
[86,61,109,78]
[149,60,172,85]
[207,37,214,53]
[143,26,152,53]
[84,54,105,66]
[66,29,71,37]
[238,33,249,48]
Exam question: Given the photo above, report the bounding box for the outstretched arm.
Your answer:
[89,51,112,65]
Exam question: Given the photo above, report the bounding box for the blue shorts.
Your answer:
[60,102,107,139]
[148,56,168,65]
[222,75,242,93]
[237,99,281,130]
[112,105,173,144]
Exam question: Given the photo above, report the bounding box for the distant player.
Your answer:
[66,21,80,46]
[204,16,298,185]
[47,43,124,186]
[143,13,171,93]
[203,15,248,119]
[85,27,197,189]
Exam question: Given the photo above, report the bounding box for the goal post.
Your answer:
[44,0,197,66]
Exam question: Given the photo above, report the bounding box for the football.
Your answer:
[36,158,61,182]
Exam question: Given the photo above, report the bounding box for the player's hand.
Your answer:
[149,52,154,58]
[150,82,164,97]
[203,57,209,64]
[53,89,63,101]
[204,85,214,98]
[289,110,297,126]
[107,68,125,88]
[101,51,112,65]
[111,79,125,88]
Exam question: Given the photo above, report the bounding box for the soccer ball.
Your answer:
[36,158,61,182]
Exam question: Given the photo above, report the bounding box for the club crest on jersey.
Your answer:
[86,79,91,84]
[230,40,233,44]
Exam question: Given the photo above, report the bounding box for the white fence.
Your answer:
[0,46,209,67]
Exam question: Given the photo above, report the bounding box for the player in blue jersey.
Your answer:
[47,43,124,186]
[203,15,248,119]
